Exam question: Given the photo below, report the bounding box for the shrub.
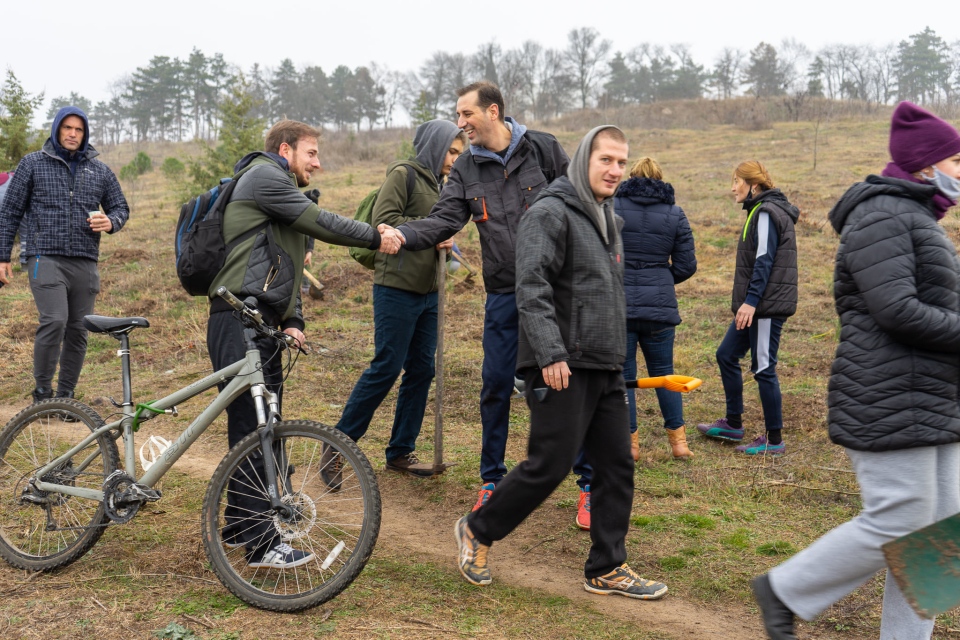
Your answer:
[161,157,185,179]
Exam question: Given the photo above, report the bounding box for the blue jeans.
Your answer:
[715,318,784,430]
[624,321,684,432]
[336,285,438,462]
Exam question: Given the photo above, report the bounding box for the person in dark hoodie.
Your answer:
[696,161,799,456]
[615,157,696,460]
[752,103,960,640]
[0,107,129,403]
[329,120,466,479]
[455,125,668,601]
[206,119,400,570]
[392,81,573,514]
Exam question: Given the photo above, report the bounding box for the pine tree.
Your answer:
[0,71,45,171]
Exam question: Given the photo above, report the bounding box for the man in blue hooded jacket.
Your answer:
[0,106,129,403]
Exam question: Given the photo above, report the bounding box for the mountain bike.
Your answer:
[0,287,380,612]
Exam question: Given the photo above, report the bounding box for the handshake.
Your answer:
[376,224,405,254]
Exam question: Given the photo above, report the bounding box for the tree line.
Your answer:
[1,26,958,155]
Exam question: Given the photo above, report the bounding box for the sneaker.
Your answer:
[385,452,435,478]
[583,563,668,600]
[247,542,315,569]
[472,482,495,512]
[455,516,491,585]
[696,418,745,442]
[752,574,797,639]
[576,486,591,531]
[735,435,785,456]
[320,444,343,492]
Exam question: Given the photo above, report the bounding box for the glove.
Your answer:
[304,189,321,204]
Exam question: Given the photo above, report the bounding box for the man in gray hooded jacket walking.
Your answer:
[454,125,668,600]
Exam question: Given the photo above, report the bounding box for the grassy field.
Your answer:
[1,115,960,639]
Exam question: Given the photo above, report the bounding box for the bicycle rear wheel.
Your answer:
[201,420,381,612]
[0,400,119,571]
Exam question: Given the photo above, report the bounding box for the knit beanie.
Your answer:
[889,101,960,173]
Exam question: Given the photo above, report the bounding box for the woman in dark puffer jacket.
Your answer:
[616,157,697,459]
[752,102,960,640]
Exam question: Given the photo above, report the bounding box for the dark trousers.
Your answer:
[207,310,285,557]
[624,321,684,432]
[468,369,635,578]
[27,256,99,393]
[337,284,437,462]
[715,318,784,429]
[479,293,519,483]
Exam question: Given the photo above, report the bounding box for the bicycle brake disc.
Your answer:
[273,492,317,542]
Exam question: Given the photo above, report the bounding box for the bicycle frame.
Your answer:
[31,341,271,503]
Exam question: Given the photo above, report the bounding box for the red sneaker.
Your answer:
[472,482,495,512]
[576,486,591,530]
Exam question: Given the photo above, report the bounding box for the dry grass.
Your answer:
[3,113,960,638]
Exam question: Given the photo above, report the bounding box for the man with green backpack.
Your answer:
[324,119,466,481]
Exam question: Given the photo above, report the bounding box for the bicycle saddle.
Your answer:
[83,315,150,334]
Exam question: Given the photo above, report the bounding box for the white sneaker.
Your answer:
[247,542,315,569]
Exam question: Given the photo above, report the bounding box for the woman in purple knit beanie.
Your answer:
[750,102,960,640]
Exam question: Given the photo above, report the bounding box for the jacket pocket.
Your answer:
[241,229,294,312]
[518,167,547,209]
[465,184,487,222]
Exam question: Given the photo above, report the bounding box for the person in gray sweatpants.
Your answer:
[0,106,129,403]
[751,102,960,640]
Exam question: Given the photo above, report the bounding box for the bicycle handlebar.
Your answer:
[214,286,298,348]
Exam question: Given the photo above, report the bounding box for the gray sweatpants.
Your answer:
[769,443,960,640]
[27,256,100,394]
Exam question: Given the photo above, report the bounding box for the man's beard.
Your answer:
[290,162,310,187]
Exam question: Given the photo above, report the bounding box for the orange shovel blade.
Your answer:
[626,375,703,393]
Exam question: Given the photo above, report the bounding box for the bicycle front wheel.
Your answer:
[201,420,381,612]
[0,399,119,571]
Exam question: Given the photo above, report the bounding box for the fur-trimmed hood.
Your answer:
[617,177,675,205]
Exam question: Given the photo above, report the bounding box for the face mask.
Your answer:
[924,166,960,201]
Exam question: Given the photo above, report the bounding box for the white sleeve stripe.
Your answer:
[755,211,770,259]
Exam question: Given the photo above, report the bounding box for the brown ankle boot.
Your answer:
[668,427,693,459]
[630,431,640,461]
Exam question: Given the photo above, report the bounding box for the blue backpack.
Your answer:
[174,177,270,296]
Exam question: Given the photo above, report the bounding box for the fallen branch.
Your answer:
[181,614,215,629]
[766,480,858,496]
[521,536,556,556]
[1,572,218,595]
[810,465,856,475]
[351,626,470,635]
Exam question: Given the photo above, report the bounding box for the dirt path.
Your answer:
[0,403,765,640]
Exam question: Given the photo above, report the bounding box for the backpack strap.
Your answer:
[216,176,271,257]
[404,165,417,204]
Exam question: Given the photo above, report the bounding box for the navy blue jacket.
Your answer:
[615,177,696,325]
[0,108,128,262]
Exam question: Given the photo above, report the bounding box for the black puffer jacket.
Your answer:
[615,177,696,325]
[828,175,960,452]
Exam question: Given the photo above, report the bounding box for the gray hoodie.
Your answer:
[414,119,462,182]
[567,125,626,244]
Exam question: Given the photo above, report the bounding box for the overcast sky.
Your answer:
[4,0,958,127]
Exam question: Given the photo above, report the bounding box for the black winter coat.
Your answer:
[828,175,960,452]
[615,178,696,325]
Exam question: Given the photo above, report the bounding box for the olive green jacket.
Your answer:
[372,160,445,295]
[211,152,379,329]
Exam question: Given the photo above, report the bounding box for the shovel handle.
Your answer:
[302,268,323,290]
[625,375,702,393]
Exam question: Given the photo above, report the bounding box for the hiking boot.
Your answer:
[752,574,797,640]
[247,542,315,569]
[576,485,591,531]
[472,482,495,512]
[584,563,668,600]
[696,418,744,442]
[455,516,491,585]
[735,435,785,456]
[31,387,53,404]
[54,389,80,422]
[667,426,693,459]
[630,430,640,461]
[320,444,343,492]
[385,452,434,478]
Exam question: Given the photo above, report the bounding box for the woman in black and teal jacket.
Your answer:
[697,161,799,455]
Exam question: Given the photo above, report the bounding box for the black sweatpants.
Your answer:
[467,368,635,578]
[207,310,286,557]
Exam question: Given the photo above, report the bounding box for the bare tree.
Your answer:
[420,51,452,119]
[498,45,537,119]
[713,47,744,99]
[564,27,611,109]
[472,41,502,86]
[370,63,403,127]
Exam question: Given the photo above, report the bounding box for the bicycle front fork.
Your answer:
[251,384,292,518]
